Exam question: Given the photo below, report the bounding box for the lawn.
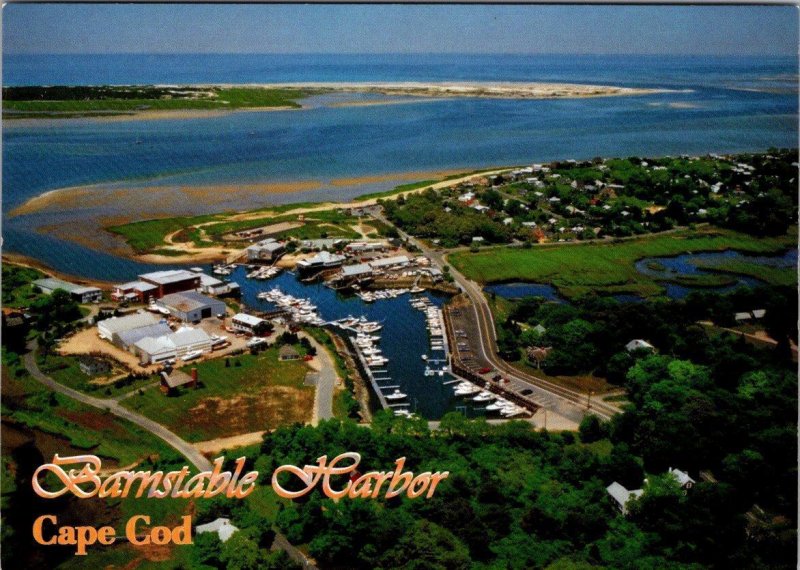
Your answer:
[107,213,220,253]
[450,227,796,298]
[4,86,309,118]
[37,353,156,398]
[120,347,314,442]
[1,264,46,308]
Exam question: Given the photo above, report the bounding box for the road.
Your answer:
[301,331,336,425]
[22,339,318,569]
[371,210,620,422]
[23,340,213,471]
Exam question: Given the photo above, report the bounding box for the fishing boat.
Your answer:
[385,389,407,401]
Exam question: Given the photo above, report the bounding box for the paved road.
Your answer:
[371,211,620,422]
[300,332,336,424]
[24,340,212,471]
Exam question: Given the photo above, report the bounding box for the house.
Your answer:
[138,270,202,299]
[532,324,547,335]
[472,204,491,213]
[192,272,240,296]
[195,518,239,543]
[246,238,285,263]
[471,236,485,243]
[502,217,514,226]
[231,313,267,335]
[296,251,346,276]
[78,356,111,376]
[606,482,644,516]
[625,339,655,352]
[157,291,226,323]
[159,368,197,394]
[134,327,212,364]
[279,344,300,361]
[457,192,475,202]
[751,309,766,319]
[667,467,696,492]
[98,312,161,345]
[33,277,103,303]
[526,346,552,368]
[734,312,752,322]
[112,280,159,302]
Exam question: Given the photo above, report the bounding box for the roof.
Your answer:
[606,482,643,511]
[195,518,239,542]
[751,309,766,319]
[369,255,410,268]
[248,240,284,252]
[196,273,223,287]
[170,327,211,348]
[135,335,176,356]
[341,263,372,277]
[297,251,346,267]
[161,370,194,389]
[71,286,101,295]
[98,312,160,334]
[279,344,300,358]
[668,467,696,487]
[115,281,158,292]
[233,313,265,327]
[117,323,173,347]
[626,339,654,352]
[138,270,199,286]
[33,277,78,293]
[160,291,220,313]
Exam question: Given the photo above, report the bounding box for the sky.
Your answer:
[3,4,798,57]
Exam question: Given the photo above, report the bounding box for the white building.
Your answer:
[195,518,239,543]
[606,482,644,515]
[134,327,212,364]
[98,313,161,344]
[625,339,655,352]
[231,313,267,334]
[33,278,103,303]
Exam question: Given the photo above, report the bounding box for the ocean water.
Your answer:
[2,54,798,280]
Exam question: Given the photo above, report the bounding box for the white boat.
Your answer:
[473,391,494,402]
[421,354,428,361]
[485,400,508,411]
[385,389,407,401]
[410,286,425,294]
[181,350,203,361]
[394,409,412,417]
[424,367,435,377]
[246,337,268,348]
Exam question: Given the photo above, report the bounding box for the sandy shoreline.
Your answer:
[2,253,115,288]
[177,81,672,100]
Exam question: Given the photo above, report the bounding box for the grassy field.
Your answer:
[107,213,221,253]
[450,227,796,298]
[37,353,156,398]
[691,258,798,288]
[3,86,308,118]
[120,347,314,442]
[1,264,46,308]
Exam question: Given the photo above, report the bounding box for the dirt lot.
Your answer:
[58,328,160,373]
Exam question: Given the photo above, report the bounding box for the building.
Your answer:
[117,322,173,351]
[625,339,655,352]
[98,313,161,345]
[368,255,410,271]
[192,272,240,297]
[160,368,197,394]
[157,291,226,323]
[231,313,267,335]
[296,250,346,276]
[246,238,285,263]
[134,327,212,364]
[78,356,111,376]
[138,270,201,299]
[195,518,239,543]
[344,241,385,254]
[33,277,103,303]
[606,482,644,516]
[112,281,159,303]
[279,344,300,361]
[667,468,696,492]
[339,263,373,280]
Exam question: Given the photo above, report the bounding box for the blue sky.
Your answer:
[4,4,798,56]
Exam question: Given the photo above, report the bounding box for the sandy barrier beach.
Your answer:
[188,81,672,100]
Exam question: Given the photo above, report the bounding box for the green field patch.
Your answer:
[120,347,314,442]
[690,258,798,288]
[450,227,795,298]
[107,213,221,253]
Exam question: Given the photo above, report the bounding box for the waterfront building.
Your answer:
[112,280,159,302]
[296,250,346,276]
[157,291,226,322]
[368,255,410,270]
[246,238,285,263]
[33,277,102,303]
[138,270,202,298]
[231,313,267,334]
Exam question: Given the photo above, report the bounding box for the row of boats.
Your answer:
[257,287,326,326]
[246,266,283,280]
[212,264,237,276]
[334,315,383,335]
[351,329,389,368]
[451,381,527,417]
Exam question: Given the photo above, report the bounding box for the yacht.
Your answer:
[385,389,407,401]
